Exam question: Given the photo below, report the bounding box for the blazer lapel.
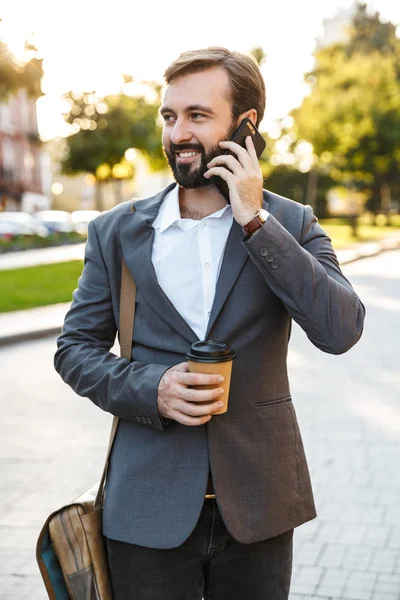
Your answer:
[119,184,199,344]
[120,186,270,344]
[205,195,270,338]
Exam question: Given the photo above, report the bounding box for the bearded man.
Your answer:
[55,47,365,600]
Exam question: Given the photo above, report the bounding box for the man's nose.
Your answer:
[169,119,193,146]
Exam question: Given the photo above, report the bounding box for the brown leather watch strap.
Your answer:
[243,213,264,236]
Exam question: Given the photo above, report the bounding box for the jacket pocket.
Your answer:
[253,396,292,408]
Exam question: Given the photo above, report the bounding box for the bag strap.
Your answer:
[95,201,137,509]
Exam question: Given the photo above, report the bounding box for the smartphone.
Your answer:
[212,118,266,203]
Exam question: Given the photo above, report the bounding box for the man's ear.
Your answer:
[238,109,258,127]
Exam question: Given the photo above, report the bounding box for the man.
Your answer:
[55,47,365,599]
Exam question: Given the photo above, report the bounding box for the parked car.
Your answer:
[0,212,50,239]
[71,210,100,234]
[35,210,76,234]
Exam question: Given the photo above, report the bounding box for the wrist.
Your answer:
[242,208,269,236]
[239,209,259,227]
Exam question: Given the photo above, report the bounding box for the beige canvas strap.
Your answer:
[95,202,136,509]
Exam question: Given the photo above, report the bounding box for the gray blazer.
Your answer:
[55,183,365,549]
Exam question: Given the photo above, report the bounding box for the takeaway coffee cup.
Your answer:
[186,340,236,415]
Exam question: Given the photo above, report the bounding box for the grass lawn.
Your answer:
[0,260,83,313]
[319,216,400,249]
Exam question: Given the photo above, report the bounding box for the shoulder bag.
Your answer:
[36,210,137,600]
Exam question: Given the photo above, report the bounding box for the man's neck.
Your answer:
[178,185,228,220]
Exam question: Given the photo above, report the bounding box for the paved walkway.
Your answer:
[0,243,85,271]
[289,251,400,600]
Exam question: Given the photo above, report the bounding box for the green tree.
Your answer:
[61,85,166,209]
[348,2,399,57]
[250,46,267,66]
[288,2,400,218]
[0,20,43,100]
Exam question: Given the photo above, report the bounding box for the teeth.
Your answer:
[178,151,199,158]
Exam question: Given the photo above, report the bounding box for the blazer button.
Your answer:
[271,260,280,269]
[266,253,274,263]
[259,247,268,257]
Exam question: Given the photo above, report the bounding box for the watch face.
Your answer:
[258,209,268,223]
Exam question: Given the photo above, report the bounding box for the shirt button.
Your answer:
[204,262,211,268]
[208,311,211,317]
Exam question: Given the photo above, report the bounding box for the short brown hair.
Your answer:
[163,47,266,127]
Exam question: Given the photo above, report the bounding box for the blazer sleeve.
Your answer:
[54,220,171,431]
[242,205,365,355]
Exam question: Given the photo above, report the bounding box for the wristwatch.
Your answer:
[243,208,269,237]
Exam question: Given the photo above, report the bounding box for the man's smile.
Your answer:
[176,151,201,164]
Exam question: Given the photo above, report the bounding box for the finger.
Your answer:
[206,154,242,176]
[165,404,213,426]
[218,140,252,170]
[181,386,224,404]
[180,399,224,418]
[204,166,234,182]
[178,413,213,427]
[177,371,224,387]
[173,362,190,372]
[245,135,260,169]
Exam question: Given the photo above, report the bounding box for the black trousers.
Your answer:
[106,498,293,600]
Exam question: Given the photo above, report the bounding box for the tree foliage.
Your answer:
[288,2,400,213]
[61,85,166,206]
[0,20,43,101]
[348,2,399,57]
[250,46,267,66]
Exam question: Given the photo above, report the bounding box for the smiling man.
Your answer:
[55,47,365,599]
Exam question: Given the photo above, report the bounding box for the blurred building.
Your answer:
[0,89,50,212]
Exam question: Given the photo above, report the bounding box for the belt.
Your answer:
[205,471,215,499]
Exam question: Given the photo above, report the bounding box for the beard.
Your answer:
[163,120,238,189]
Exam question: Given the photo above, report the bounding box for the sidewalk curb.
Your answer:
[0,326,62,347]
[1,239,399,347]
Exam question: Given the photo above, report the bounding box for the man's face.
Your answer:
[160,67,238,189]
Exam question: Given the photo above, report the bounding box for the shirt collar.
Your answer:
[154,184,232,234]
[156,184,182,233]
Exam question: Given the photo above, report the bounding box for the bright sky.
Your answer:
[1,0,399,140]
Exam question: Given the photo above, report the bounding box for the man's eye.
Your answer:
[191,113,204,119]
[163,115,174,122]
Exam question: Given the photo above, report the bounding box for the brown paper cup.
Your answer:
[188,359,233,414]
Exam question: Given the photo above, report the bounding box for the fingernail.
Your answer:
[219,388,224,395]
[218,376,224,382]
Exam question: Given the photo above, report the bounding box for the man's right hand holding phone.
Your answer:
[203,135,264,228]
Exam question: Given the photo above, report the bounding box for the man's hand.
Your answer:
[157,362,224,426]
[203,135,263,226]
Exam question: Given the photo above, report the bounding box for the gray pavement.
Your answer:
[0,250,399,599]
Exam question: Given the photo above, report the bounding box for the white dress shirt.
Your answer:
[151,185,233,340]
